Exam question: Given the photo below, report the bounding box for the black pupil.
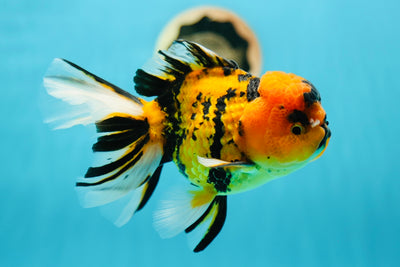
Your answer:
[292,126,302,135]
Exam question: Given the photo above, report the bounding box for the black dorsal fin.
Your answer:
[134,40,238,97]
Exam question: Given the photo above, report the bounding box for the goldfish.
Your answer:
[43,40,330,252]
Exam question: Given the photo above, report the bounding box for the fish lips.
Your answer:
[318,123,331,150]
[311,123,331,162]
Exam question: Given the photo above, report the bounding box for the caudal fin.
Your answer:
[43,58,164,226]
[154,185,227,252]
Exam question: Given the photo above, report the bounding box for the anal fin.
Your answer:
[186,195,227,252]
[153,184,227,252]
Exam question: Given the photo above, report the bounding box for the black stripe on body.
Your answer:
[202,98,211,120]
[207,168,232,193]
[246,77,260,101]
[191,92,203,109]
[210,88,236,159]
[175,129,187,175]
[185,196,227,252]
[155,74,184,164]
[238,73,252,82]
[191,127,199,141]
[166,81,186,175]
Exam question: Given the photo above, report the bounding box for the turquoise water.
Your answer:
[1,0,399,266]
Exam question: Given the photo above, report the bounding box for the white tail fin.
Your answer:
[43,58,164,225]
[100,166,163,227]
[44,58,143,129]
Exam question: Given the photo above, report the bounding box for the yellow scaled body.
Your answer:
[173,68,250,192]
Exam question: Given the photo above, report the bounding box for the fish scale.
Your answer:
[173,68,251,190]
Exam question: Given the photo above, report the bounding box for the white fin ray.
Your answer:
[100,182,147,227]
[153,184,212,239]
[90,145,131,170]
[43,58,143,129]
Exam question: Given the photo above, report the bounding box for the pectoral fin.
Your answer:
[197,156,253,168]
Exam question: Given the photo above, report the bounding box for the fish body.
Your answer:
[162,67,255,194]
[44,40,330,252]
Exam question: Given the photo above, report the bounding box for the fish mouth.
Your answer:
[312,122,331,161]
[318,122,331,149]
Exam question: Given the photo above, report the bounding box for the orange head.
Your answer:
[239,71,330,173]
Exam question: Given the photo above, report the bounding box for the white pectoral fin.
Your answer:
[197,156,254,168]
[153,184,227,252]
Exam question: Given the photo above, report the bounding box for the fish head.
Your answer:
[239,71,330,172]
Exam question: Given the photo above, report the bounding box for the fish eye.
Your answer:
[291,124,304,135]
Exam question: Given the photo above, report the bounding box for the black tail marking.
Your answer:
[84,135,149,178]
[92,129,148,152]
[185,195,227,252]
[96,116,148,133]
[136,165,163,212]
[134,69,172,97]
[77,150,144,187]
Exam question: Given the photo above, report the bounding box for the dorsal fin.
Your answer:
[134,40,238,97]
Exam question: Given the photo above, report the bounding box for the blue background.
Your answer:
[1,0,399,266]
